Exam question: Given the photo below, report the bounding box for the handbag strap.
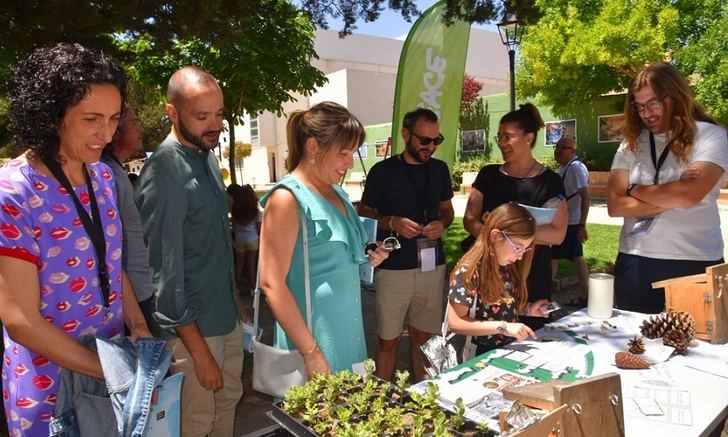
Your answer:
[441,292,479,341]
[253,205,312,337]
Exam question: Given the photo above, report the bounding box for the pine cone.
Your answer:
[628,336,645,354]
[663,329,690,355]
[615,352,650,369]
[639,309,696,342]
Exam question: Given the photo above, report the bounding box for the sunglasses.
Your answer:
[365,236,401,255]
[409,131,445,146]
[500,231,532,256]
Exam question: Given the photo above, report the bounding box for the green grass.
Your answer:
[443,218,621,278]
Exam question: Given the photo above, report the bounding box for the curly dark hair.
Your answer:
[7,43,127,164]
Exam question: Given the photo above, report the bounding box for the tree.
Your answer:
[460,75,484,113]
[673,2,728,125]
[515,0,725,118]
[118,1,327,183]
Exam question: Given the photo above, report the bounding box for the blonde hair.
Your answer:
[285,101,365,171]
[451,203,536,311]
[623,62,718,162]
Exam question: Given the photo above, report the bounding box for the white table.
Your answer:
[542,309,728,436]
[420,309,728,436]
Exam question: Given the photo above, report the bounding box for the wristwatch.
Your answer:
[496,321,508,336]
[626,183,637,197]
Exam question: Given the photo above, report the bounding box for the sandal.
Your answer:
[565,297,588,307]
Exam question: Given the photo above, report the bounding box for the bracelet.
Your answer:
[301,340,318,357]
[496,321,508,335]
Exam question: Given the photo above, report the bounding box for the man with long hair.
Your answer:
[607,61,728,313]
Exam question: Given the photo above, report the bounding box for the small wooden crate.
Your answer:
[501,373,624,437]
[651,262,728,344]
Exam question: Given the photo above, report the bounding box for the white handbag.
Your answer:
[252,210,313,398]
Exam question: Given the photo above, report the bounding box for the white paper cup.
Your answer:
[588,273,614,319]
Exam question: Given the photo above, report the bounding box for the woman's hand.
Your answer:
[128,323,153,342]
[366,245,389,267]
[503,322,537,341]
[303,348,331,380]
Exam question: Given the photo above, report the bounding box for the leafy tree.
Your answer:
[118,0,327,183]
[673,2,728,125]
[516,0,725,118]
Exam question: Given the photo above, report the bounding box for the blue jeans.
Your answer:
[50,336,171,437]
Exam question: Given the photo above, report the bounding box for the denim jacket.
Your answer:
[50,336,171,437]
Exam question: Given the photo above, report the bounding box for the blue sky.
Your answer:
[316,0,497,39]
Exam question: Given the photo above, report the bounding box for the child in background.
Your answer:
[227,184,262,292]
[448,202,551,355]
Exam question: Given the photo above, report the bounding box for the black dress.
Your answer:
[470,164,565,330]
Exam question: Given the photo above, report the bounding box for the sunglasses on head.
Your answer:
[409,131,445,146]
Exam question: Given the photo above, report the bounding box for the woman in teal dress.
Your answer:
[259,102,389,377]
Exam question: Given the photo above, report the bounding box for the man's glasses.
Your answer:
[365,236,401,255]
[409,131,444,146]
[500,231,532,256]
[632,96,667,113]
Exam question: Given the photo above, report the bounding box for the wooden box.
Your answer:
[651,262,728,344]
[501,373,624,437]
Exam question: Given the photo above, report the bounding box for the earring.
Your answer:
[309,158,315,165]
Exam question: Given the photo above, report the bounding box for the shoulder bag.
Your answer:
[252,208,313,398]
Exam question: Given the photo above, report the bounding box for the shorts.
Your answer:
[551,225,583,261]
[234,240,259,253]
[374,265,446,340]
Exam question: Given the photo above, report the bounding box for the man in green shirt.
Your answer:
[136,66,243,437]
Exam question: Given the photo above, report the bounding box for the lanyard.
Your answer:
[398,153,432,223]
[649,133,670,185]
[43,159,110,308]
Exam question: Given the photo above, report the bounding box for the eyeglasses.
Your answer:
[500,231,532,256]
[494,133,517,143]
[632,96,667,113]
[409,131,444,146]
[364,236,401,255]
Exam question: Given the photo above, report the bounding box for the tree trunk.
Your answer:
[226,113,237,185]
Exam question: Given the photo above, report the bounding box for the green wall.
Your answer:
[482,93,626,170]
[350,92,627,179]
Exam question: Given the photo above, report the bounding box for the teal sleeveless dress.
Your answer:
[260,176,369,373]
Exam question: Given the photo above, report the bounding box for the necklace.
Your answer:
[501,160,539,178]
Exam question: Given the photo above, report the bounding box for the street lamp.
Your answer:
[497,17,524,111]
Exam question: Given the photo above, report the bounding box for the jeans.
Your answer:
[49,336,171,437]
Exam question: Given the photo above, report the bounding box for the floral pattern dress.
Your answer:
[0,159,124,437]
[448,264,520,352]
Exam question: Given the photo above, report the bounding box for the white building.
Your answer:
[230,28,509,187]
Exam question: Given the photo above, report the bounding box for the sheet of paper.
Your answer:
[420,246,436,272]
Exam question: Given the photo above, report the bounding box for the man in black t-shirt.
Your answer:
[359,108,454,382]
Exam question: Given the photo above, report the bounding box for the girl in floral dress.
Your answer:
[447,202,551,356]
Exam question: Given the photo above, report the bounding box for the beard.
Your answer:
[177,117,220,151]
[405,137,431,163]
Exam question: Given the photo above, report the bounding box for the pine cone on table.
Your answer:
[628,336,645,354]
[615,352,651,369]
[663,329,690,355]
[639,308,696,341]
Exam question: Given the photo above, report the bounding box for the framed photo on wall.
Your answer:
[598,114,626,143]
[544,119,577,146]
[460,129,486,152]
[356,142,368,159]
[375,140,388,158]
